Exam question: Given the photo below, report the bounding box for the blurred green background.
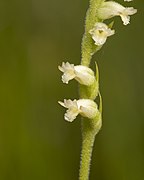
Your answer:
[0,0,143,179]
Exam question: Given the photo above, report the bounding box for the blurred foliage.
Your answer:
[0,0,144,179]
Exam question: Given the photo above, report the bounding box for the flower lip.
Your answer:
[89,22,115,46]
[58,62,75,84]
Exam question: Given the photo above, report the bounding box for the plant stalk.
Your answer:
[79,0,104,180]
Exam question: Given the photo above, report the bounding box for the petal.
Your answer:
[123,7,137,16]
[74,65,95,86]
[58,101,66,108]
[120,14,130,25]
[58,65,64,72]
[107,29,115,37]
[64,108,79,122]
[64,99,78,109]
[78,99,98,119]
[59,62,76,84]
[61,73,75,84]
[92,34,107,46]
[80,106,97,119]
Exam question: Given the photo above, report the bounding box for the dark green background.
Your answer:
[0,0,143,179]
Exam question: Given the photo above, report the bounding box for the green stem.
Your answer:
[79,119,96,180]
[79,0,104,180]
[79,106,102,180]
[81,0,104,66]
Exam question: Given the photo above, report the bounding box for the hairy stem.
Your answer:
[79,0,104,180]
[81,0,104,66]
[79,119,96,180]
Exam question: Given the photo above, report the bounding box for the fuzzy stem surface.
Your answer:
[79,0,104,180]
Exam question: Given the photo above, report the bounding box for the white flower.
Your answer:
[58,62,95,86]
[58,99,98,122]
[98,1,137,25]
[124,0,132,2]
[89,22,115,46]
